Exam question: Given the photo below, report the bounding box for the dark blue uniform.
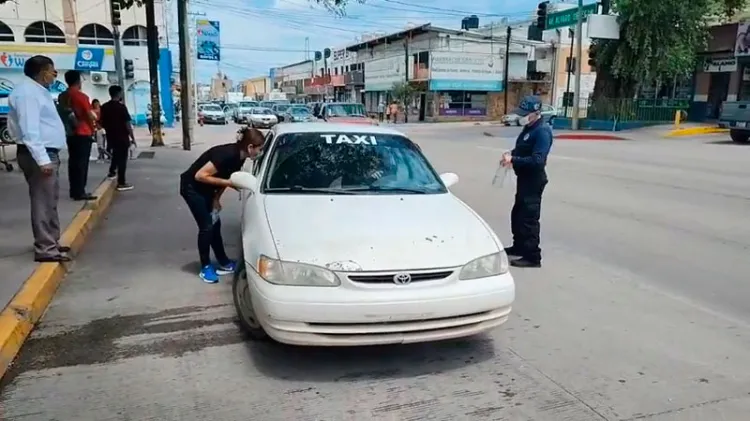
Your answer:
[507,97,553,266]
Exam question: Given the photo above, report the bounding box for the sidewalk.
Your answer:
[0,150,108,310]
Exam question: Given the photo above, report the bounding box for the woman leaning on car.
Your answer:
[179,127,265,283]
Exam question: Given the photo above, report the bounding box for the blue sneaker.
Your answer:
[216,260,237,276]
[199,265,219,283]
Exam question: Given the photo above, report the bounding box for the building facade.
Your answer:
[0,0,173,126]
[241,76,271,100]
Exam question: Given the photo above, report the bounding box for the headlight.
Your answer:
[458,252,508,280]
[258,255,341,287]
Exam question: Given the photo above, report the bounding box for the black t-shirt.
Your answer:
[180,143,245,196]
[100,100,132,146]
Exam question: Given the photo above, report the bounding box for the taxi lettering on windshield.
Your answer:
[320,134,378,145]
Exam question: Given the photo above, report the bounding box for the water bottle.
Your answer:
[491,163,511,188]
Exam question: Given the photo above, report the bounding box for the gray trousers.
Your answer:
[17,146,62,258]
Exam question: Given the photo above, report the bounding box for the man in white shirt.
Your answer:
[8,55,71,263]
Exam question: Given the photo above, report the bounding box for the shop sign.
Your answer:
[704,57,737,73]
[364,56,407,91]
[74,48,105,71]
[429,52,504,92]
[439,108,487,116]
[0,52,29,69]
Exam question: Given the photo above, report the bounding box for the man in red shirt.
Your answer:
[61,70,97,201]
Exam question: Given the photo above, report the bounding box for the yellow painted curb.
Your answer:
[0,177,117,379]
[666,127,729,137]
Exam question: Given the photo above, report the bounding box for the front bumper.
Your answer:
[203,116,226,123]
[251,120,277,128]
[247,268,515,346]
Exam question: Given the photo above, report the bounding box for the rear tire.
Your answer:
[232,261,269,340]
[730,130,750,144]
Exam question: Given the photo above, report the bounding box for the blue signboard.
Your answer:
[429,79,503,92]
[74,47,105,71]
[196,20,221,61]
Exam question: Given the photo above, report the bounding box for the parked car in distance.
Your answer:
[271,104,291,122]
[283,106,315,123]
[319,102,377,125]
[229,123,515,346]
[260,101,278,109]
[247,107,278,129]
[235,101,260,123]
[223,103,238,120]
[502,104,557,126]
[198,103,228,124]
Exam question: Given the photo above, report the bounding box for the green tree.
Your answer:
[592,0,747,99]
[390,81,417,122]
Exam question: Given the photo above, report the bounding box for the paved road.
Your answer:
[2,123,750,420]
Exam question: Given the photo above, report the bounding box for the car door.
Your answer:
[241,130,275,265]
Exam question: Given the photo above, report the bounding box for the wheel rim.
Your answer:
[235,269,261,329]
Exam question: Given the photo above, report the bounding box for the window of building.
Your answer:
[0,21,14,42]
[438,91,487,116]
[24,21,66,44]
[78,23,114,46]
[122,25,147,46]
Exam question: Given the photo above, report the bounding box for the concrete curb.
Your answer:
[0,177,117,379]
[665,127,728,137]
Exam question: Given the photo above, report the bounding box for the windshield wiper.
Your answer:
[342,186,429,194]
[265,186,355,195]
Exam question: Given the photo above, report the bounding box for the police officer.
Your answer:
[500,95,553,268]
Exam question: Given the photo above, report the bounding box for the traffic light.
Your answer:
[110,0,122,27]
[124,59,134,79]
[536,1,549,30]
[588,44,597,70]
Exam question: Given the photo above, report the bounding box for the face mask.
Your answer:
[518,115,531,126]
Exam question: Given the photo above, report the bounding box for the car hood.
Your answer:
[250,114,276,119]
[263,194,499,271]
[202,110,223,116]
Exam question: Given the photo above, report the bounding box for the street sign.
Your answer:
[546,3,598,30]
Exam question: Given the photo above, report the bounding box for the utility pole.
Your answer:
[571,0,584,130]
[549,29,560,107]
[564,28,574,117]
[403,35,409,123]
[503,25,511,115]
[145,0,164,146]
[178,0,193,150]
[112,26,125,97]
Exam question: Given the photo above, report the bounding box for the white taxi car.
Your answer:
[230,123,515,346]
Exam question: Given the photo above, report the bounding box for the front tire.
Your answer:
[232,261,269,340]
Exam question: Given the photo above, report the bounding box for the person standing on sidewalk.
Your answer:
[90,99,102,162]
[377,100,385,122]
[60,70,97,201]
[179,127,265,283]
[500,95,553,269]
[8,55,71,263]
[389,101,399,124]
[100,85,134,191]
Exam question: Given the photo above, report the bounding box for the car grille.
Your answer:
[348,270,453,284]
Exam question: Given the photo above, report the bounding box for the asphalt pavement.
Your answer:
[2,122,750,420]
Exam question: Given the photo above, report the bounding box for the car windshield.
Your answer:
[240,101,258,108]
[275,105,290,112]
[325,103,366,117]
[251,108,273,115]
[202,105,222,111]
[263,132,447,195]
[261,102,276,108]
[290,107,310,115]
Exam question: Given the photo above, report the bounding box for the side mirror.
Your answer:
[440,172,459,188]
[230,171,258,192]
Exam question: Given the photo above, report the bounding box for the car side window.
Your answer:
[252,131,274,176]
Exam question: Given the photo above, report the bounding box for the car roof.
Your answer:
[274,122,404,137]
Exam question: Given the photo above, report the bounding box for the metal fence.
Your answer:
[585,98,689,122]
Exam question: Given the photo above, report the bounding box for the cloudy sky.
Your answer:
[164,0,552,83]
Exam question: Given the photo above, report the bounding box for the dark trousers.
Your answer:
[17,146,63,258]
[108,143,129,185]
[180,183,230,268]
[378,112,384,122]
[510,176,548,263]
[66,135,93,198]
[147,119,153,134]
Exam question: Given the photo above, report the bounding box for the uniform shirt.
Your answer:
[66,87,95,137]
[180,143,245,197]
[511,119,553,177]
[100,100,132,146]
[7,77,67,166]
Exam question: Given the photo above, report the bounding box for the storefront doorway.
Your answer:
[706,72,730,119]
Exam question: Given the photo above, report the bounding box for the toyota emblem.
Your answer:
[393,272,411,285]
